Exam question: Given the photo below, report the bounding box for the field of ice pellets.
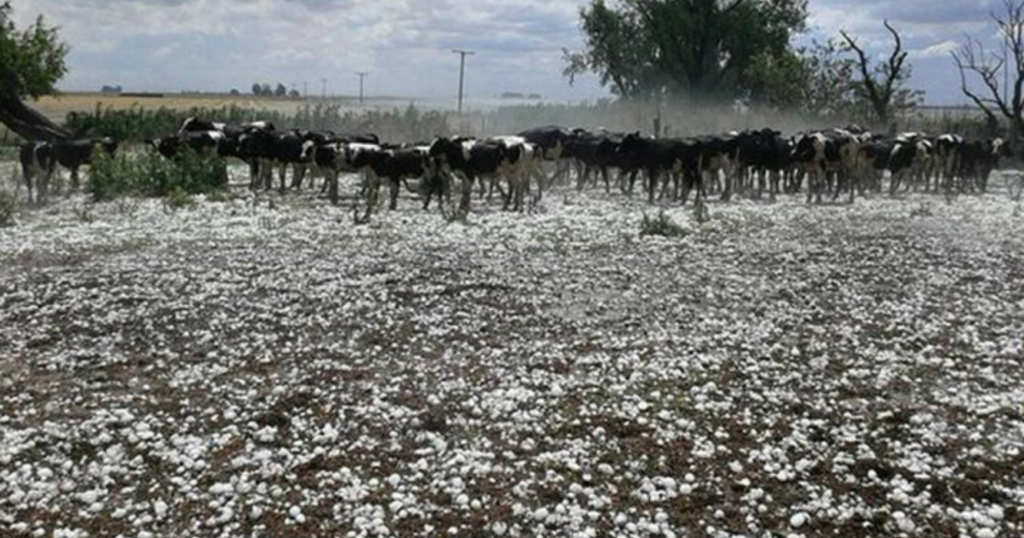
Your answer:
[1,173,1023,538]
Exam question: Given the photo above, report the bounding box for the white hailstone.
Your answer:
[389,500,403,513]
[976,530,996,538]
[729,461,743,474]
[614,513,628,526]
[520,438,537,452]
[289,505,305,524]
[471,499,482,510]
[534,507,550,522]
[152,500,168,519]
[679,484,693,495]
[598,464,614,475]
[789,512,808,529]
[387,474,402,487]
[456,494,470,507]
[988,506,1005,521]
[210,483,233,496]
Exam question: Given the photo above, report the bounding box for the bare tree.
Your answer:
[952,0,1024,138]
[840,20,917,127]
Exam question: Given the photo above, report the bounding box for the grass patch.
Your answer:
[640,210,690,238]
[0,188,19,227]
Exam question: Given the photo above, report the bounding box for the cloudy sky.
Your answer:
[10,0,1003,105]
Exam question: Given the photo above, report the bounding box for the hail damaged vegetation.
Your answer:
[1,176,1023,538]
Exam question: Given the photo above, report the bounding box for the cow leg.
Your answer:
[647,169,659,204]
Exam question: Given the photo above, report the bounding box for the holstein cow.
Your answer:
[488,135,545,208]
[430,136,530,211]
[517,125,573,186]
[348,144,436,211]
[694,134,740,201]
[934,134,966,192]
[21,137,118,203]
[791,132,830,204]
[887,133,933,194]
[19,142,52,204]
[148,130,225,160]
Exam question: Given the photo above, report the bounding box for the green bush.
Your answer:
[66,103,452,144]
[640,210,690,238]
[88,146,227,202]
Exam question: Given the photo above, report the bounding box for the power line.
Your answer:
[452,49,475,115]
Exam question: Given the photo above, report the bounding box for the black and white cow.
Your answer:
[887,133,933,194]
[20,137,118,202]
[349,144,436,211]
[934,134,966,192]
[517,125,573,185]
[430,136,530,211]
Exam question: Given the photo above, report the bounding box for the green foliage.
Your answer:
[88,146,227,202]
[640,210,690,238]
[66,102,452,144]
[0,187,18,227]
[0,2,68,99]
[565,0,807,101]
[164,187,196,211]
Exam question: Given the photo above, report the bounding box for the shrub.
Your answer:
[88,146,227,202]
[0,188,18,227]
[640,210,690,238]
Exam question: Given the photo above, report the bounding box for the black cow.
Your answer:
[734,128,792,201]
[616,133,701,204]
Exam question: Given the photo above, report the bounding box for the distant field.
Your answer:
[29,93,354,122]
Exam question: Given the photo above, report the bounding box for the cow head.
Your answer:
[791,134,817,163]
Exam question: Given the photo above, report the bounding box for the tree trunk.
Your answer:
[0,95,72,143]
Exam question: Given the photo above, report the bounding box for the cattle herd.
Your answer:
[15,118,1017,212]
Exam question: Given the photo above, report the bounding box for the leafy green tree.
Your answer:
[800,39,862,119]
[0,1,71,141]
[564,0,807,102]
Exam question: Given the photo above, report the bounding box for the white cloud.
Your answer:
[910,40,960,59]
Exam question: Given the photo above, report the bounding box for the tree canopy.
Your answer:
[564,0,808,102]
[0,1,68,100]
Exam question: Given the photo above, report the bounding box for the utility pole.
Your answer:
[452,49,475,115]
[356,72,369,105]
[321,78,328,100]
